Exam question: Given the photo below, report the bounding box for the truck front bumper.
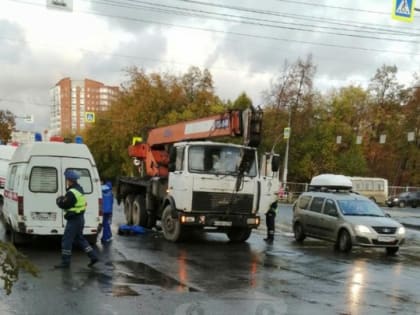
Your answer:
[178,212,260,229]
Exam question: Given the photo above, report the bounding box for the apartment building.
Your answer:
[49,78,119,135]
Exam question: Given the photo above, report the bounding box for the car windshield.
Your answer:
[337,200,385,217]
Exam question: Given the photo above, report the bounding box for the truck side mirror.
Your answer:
[271,155,280,172]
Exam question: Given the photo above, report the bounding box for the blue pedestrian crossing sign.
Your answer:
[85,112,95,123]
[392,0,416,22]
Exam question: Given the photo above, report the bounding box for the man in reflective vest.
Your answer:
[54,170,98,268]
[264,200,278,244]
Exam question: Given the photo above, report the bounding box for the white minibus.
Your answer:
[3,142,102,244]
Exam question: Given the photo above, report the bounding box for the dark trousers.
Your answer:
[265,210,276,241]
[61,214,97,265]
[101,213,113,242]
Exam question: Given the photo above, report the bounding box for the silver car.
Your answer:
[292,190,406,255]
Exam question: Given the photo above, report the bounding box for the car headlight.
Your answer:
[393,198,399,202]
[355,225,371,234]
[397,227,406,235]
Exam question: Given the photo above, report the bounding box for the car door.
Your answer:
[305,196,325,237]
[25,157,64,229]
[318,198,339,240]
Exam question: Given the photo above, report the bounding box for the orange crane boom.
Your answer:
[128,107,263,177]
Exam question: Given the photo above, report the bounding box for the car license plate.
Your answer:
[31,212,57,221]
[378,236,395,242]
[214,221,232,227]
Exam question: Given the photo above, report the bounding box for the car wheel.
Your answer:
[386,247,399,255]
[337,229,352,253]
[10,229,25,246]
[293,222,306,243]
[411,203,417,208]
[398,201,405,208]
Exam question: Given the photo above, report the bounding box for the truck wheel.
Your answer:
[132,195,148,227]
[226,228,251,242]
[124,195,135,225]
[161,206,182,242]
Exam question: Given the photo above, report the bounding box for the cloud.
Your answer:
[0,20,29,64]
[0,0,419,133]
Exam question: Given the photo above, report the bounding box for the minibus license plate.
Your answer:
[32,212,56,221]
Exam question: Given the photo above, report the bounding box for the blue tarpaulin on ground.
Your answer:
[118,224,146,235]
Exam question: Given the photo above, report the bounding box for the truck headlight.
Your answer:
[247,218,260,225]
[180,216,195,223]
[397,227,405,235]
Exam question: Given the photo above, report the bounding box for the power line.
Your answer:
[0,98,50,107]
[92,0,420,40]
[273,0,389,15]
[171,0,420,32]
[3,0,420,74]
[8,0,420,52]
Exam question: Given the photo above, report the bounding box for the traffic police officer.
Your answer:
[55,170,98,268]
[264,200,278,244]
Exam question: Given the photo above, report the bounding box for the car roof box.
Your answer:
[309,174,353,191]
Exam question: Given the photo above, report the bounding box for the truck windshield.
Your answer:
[188,145,257,177]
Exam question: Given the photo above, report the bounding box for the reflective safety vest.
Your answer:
[68,188,86,213]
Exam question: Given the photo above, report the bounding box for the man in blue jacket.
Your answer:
[101,180,114,243]
[55,170,98,268]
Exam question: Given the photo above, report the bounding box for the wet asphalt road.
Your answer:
[1,204,420,315]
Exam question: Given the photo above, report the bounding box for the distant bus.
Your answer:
[349,177,388,205]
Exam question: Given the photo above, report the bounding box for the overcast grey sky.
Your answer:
[1,0,419,133]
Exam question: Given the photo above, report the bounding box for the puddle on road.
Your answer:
[96,260,199,297]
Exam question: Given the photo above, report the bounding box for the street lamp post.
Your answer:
[281,72,305,188]
[282,106,292,185]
